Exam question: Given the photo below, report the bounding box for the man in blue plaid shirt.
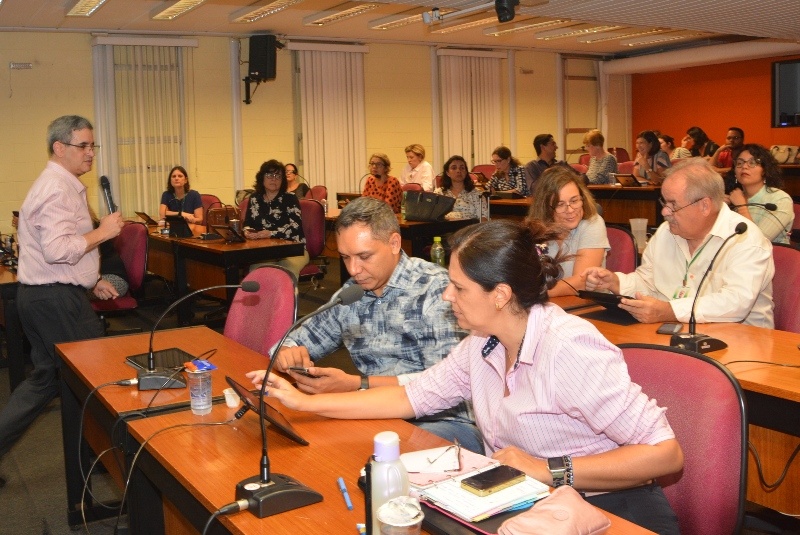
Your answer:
[270,196,481,452]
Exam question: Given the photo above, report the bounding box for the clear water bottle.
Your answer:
[431,236,445,267]
[369,431,409,535]
[320,199,328,214]
[401,191,407,219]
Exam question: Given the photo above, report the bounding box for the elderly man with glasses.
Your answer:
[583,157,774,327]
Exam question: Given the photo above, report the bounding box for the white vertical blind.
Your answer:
[298,49,367,197]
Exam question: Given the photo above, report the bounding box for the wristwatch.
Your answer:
[547,456,568,487]
[359,375,369,391]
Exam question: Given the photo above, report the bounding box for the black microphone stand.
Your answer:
[236,285,365,517]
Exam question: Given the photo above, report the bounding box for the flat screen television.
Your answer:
[772,59,800,127]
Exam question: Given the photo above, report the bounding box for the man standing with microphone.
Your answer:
[583,158,774,327]
[0,115,123,483]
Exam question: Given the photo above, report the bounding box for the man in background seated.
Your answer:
[583,158,774,328]
[524,133,575,193]
[263,196,481,452]
[708,127,745,169]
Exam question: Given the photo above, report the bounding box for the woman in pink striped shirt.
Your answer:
[249,219,683,534]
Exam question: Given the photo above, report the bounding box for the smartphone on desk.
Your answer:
[461,465,526,497]
[657,323,683,335]
[287,366,320,379]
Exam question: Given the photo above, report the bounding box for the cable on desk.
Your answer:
[201,499,251,535]
[722,359,800,369]
[748,440,800,490]
[141,348,217,416]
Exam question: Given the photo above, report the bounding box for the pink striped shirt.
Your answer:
[18,161,99,288]
[406,303,674,457]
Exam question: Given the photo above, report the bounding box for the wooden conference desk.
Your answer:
[147,226,303,324]
[555,300,800,514]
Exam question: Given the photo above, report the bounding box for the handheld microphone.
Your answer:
[131,281,260,390]
[236,283,365,518]
[670,222,747,353]
[100,176,117,214]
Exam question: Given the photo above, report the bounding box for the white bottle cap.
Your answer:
[373,431,400,462]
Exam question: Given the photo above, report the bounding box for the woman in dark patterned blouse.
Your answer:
[362,153,403,213]
[489,146,529,196]
[243,159,309,279]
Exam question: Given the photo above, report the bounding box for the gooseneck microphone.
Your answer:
[130,281,260,390]
[236,283,365,518]
[100,176,117,214]
[670,222,747,353]
[730,202,790,239]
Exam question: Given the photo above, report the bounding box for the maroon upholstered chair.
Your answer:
[570,163,588,174]
[619,344,747,535]
[200,193,222,226]
[791,203,800,244]
[471,164,495,180]
[238,197,250,221]
[298,199,328,289]
[605,224,637,273]
[772,244,800,333]
[617,160,635,174]
[577,153,590,166]
[608,147,630,162]
[223,265,297,358]
[401,183,423,192]
[308,185,328,202]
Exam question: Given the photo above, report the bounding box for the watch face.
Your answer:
[548,457,566,471]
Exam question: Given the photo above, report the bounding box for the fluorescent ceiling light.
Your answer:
[620,33,702,47]
[304,2,379,26]
[484,18,568,36]
[369,8,455,30]
[230,0,304,23]
[67,0,109,16]
[577,28,663,44]
[152,0,207,20]
[535,24,624,40]
[430,14,496,34]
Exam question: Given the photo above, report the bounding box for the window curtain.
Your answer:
[297,49,366,197]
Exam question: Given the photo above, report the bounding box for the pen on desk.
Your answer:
[337,476,354,510]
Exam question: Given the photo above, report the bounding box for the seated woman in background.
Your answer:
[583,129,617,184]
[159,166,203,224]
[243,159,309,279]
[400,144,434,191]
[727,144,795,244]
[659,134,691,160]
[633,131,671,185]
[434,155,483,220]
[529,166,609,297]
[247,218,683,535]
[362,153,403,213]
[285,163,310,198]
[489,146,529,196]
[683,126,719,158]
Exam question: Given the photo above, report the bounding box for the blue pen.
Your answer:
[337,476,354,510]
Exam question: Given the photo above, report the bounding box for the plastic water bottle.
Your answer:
[369,431,409,535]
[431,237,446,267]
[187,370,212,415]
[320,199,328,214]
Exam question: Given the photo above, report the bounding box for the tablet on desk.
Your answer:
[613,174,644,187]
[210,224,246,243]
[135,211,159,226]
[165,215,193,238]
[225,376,308,446]
[578,290,635,310]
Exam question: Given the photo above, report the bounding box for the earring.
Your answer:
[495,301,501,311]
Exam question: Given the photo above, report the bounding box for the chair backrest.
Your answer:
[434,174,442,189]
[617,160,635,174]
[577,153,591,166]
[772,243,800,333]
[224,266,298,358]
[206,206,239,227]
[113,221,148,294]
[200,194,222,226]
[308,185,328,202]
[570,163,588,174]
[401,183,423,192]
[299,199,325,260]
[608,147,630,162]
[792,203,800,237]
[619,344,747,535]
[605,224,637,273]
[238,197,250,221]
[471,164,495,179]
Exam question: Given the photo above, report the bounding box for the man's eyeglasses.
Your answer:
[554,198,583,213]
[735,158,760,169]
[658,196,703,214]
[62,142,100,153]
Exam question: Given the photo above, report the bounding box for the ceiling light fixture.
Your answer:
[66,0,109,16]
[423,2,495,25]
[152,0,207,20]
[620,33,702,47]
[429,14,497,34]
[577,28,664,44]
[535,24,623,40]
[230,0,304,23]
[304,2,379,26]
[483,18,567,36]
[369,8,456,30]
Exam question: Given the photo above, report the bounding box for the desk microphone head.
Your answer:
[240,280,260,293]
[734,221,747,235]
[336,284,366,306]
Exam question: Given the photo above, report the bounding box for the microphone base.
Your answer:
[137,368,186,390]
[235,473,322,518]
[670,333,727,354]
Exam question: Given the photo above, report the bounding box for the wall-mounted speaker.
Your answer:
[248,35,277,82]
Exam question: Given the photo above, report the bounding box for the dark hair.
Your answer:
[449,219,563,312]
[637,131,660,157]
[660,134,676,151]
[441,155,475,192]
[728,127,744,140]
[166,166,191,194]
[533,134,553,156]
[686,126,710,155]
[254,159,288,195]
[492,146,521,168]
[528,166,598,223]
[47,115,93,156]
[285,163,298,175]
[334,195,400,241]
[737,144,783,189]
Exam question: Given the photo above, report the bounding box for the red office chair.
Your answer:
[619,344,747,535]
[92,221,149,334]
[570,163,588,174]
[772,244,800,333]
[238,197,250,221]
[471,164,496,180]
[791,203,800,244]
[223,266,297,358]
[605,224,637,273]
[434,174,443,189]
[200,193,222,226]
[608,147,630,163]
[577,153,591,166]
[401,183,423,192]
[617,161,635,174]
[308,185,328,202]
[298,199,328,289]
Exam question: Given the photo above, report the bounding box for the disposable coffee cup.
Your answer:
[377,496,424,535]
[223,387,239,408]
[229,219,241,234]
[187,369,212,415]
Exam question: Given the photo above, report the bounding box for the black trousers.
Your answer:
[0,284,103,459]
[586,482,680,535]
